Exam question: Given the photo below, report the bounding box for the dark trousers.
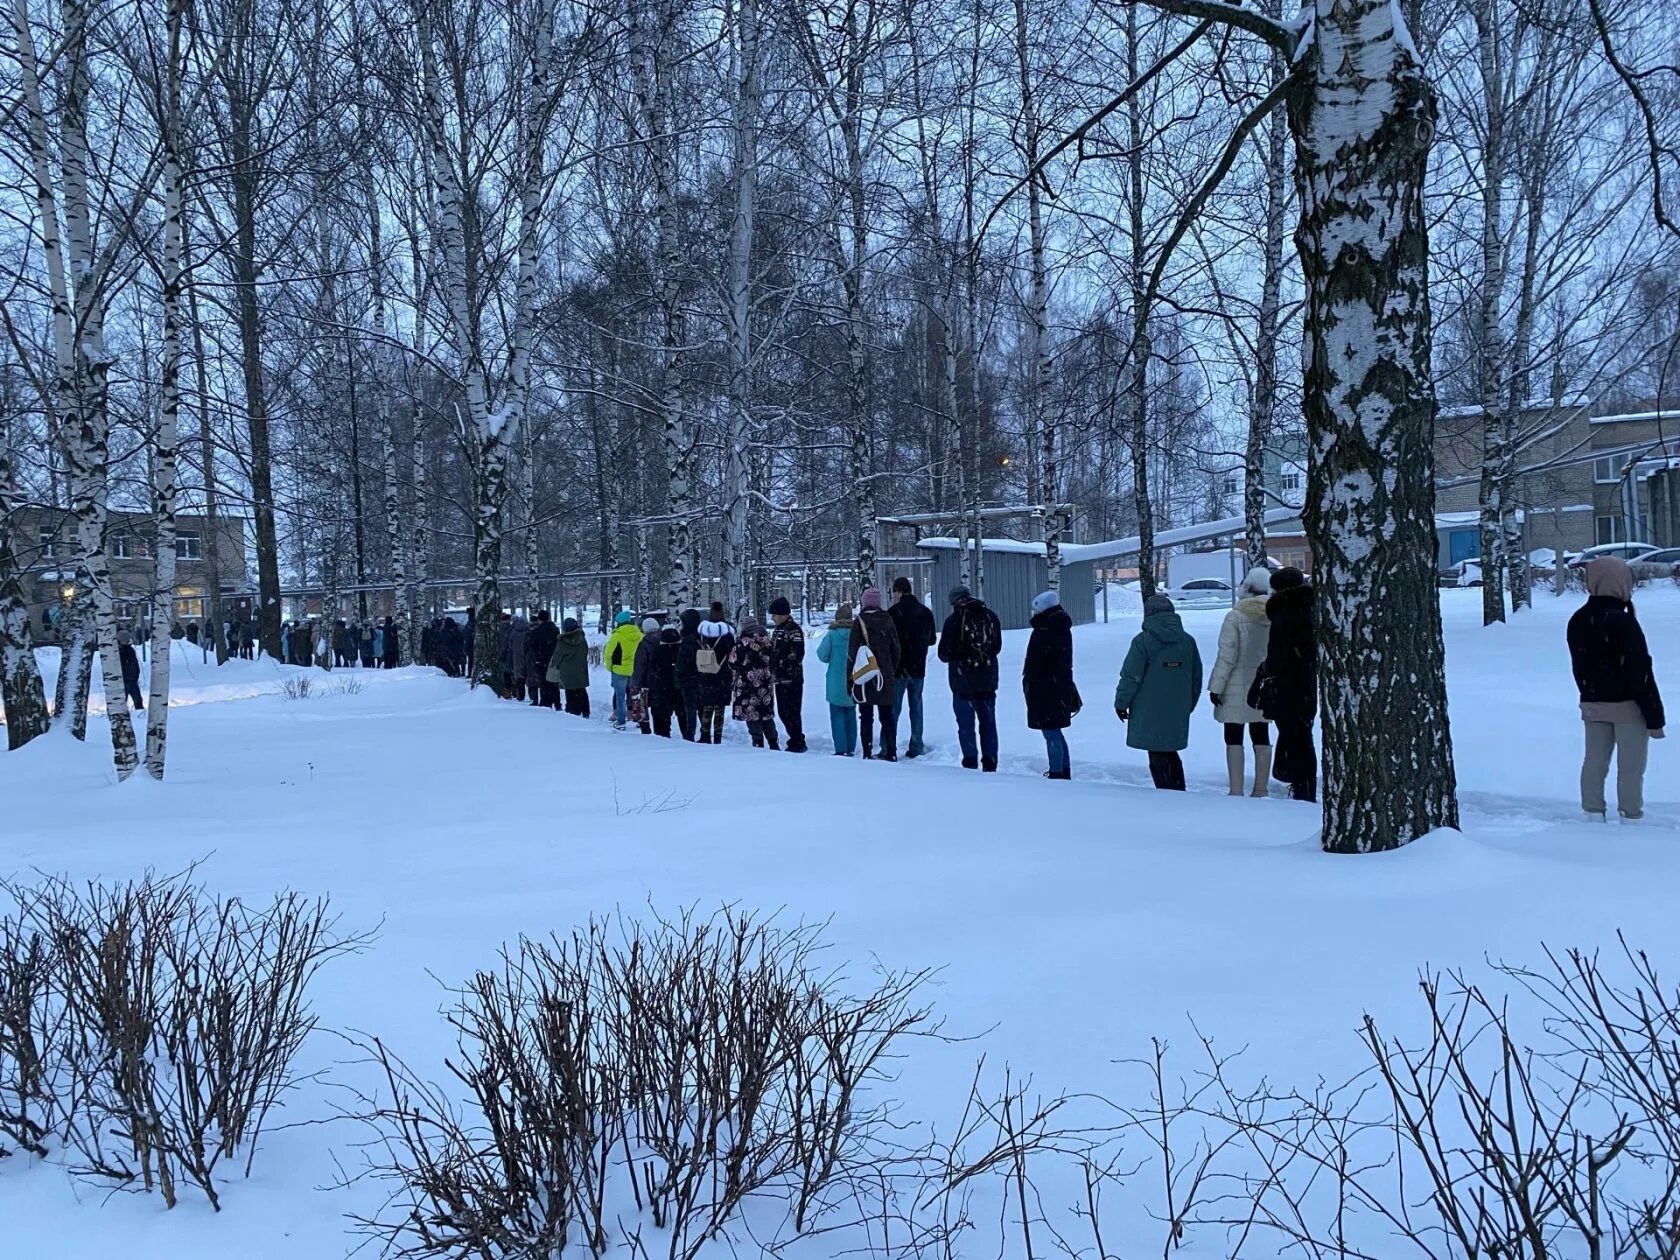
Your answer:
[651,696,676,737]
[124,679,144,711]
[1148,750,1186,791]
[1223,722,1270,747]
[747,718,780,749]
[699,705,725,743]
[860,701,897,758]
[537,680,560,709]
[564,688,590,717]
[1274,717,1317,802]
[679,683,701,741]
[953,693,998,769]
[775,681,805,751]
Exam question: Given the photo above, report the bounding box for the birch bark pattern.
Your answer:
[1125,4,1155,599]
[1289,0,1459,851]
[1246,0,1288,570]
[1473,0,1508,625]
[719,0,759,623]
[0,433,49,748]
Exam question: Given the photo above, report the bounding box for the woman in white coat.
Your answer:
[1208,567,1275,795]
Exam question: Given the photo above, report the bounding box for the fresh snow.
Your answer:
[1,587,1676,1257]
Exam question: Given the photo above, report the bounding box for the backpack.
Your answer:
[850,617,885,705]
[696,645,722,675]
[957,601,1002,666]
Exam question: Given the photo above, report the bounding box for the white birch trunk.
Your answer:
[720,0,759,623]
[0,428,49,748]
[1473,0,1509,625]
[1246,0,1288,569]
[1125,5,1156,599]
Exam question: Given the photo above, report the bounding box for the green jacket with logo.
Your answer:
[1112,610,1203,751]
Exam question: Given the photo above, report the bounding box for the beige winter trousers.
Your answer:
[1581,721,1649,818]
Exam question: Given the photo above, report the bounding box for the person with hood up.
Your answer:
[437,616,463,677]
[938,586,1004,770]
[1208,567,1275,796]
[119,628,145,711]
[499,612,529,699]
[604,610,644,729]
[674,607,706,740]
[1255,567,1316,802]
[694,616,736,743]
[629,617,661,733]
[359,619,376,668]
[729,616,780,748]
[1568,555,1666,821]
[1023,590,1080,779]
[849,587,901,760]
[646,619,684,737]
[382,616,401,669]
[526,610,560,707]
[768,597,807,752]
[888,577,937,757]
[816,603,858,756]
[549,616,591,716]
[1113,593,1203,790]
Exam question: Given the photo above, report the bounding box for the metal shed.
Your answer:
[913,539,1100,630]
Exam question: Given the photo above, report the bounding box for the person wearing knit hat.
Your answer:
[1024,590,1080,779]
[938,585,1004,770]
[628,617,662,733]
[728,616,780,748]
[1570,556,1666,820]
[694,617,736,744]
[850,588,902,759]
[604,611,645,729]
[888,578,937,757]
[548,616,591,717]
[673,607,705,740]
[1261,567,1317,801]
[815,603,859,755]
[768,597,808,752]
[1113,589,1202,790]
[860,587,884,610]
[1210,567,1276,796]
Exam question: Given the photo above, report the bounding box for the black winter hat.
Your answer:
[768,596,791,616]
[948,585,971,607]
[892,576,913,595]
[710,601,726,619]
[1271,567,1306,591]
[562,617,580,632]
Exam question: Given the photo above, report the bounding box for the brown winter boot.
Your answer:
[1225,745,1245,796]
[1251,746,1273,797]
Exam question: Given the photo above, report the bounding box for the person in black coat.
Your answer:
[694,619,736,744]
[1568,556,1665,820]
[768,597,807,752]
[849,588,901,760]
[437,616,464,678]
[525,610,560,708]
[1256,567,1316,802]
[674,607,705,740]
[119,631,145,711]
[887,577,937,757]
[938,586,1003,770]
[1023,591,1080,779]
[382,616,401,668]
[647,625,684,737]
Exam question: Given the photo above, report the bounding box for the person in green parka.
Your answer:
[815,602,859,756]
[548,617,592,717]
[1113,593,1203,791]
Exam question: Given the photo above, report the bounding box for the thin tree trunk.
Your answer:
[189,274,227,664]
[1290,0,1459,852]
[1474,0,1508,625]
[1126,5,1155,599]
[0,430,49,748]
[1246,1,1288,570]
[720,0,759,623]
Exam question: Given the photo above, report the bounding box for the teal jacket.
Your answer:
[1113,611,1203,751]
[815,619,856,707]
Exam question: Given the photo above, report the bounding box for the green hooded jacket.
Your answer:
[548,626,590,689]
[1112,610,1203,751]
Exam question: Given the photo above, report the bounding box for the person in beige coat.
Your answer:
[1208,567,1275,795]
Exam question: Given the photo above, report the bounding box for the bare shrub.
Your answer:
[354,906,936,1259]
[2,871,363,1207]
[0,903,64,1159]
[329,677,366,697]
[281,676,313,700]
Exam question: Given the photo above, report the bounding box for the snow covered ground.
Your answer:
[2,587,1676,1257]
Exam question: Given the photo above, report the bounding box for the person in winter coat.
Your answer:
[674,607,706,740]
[280,620,292,663]
[330,619,348,667]
[628,617,660,733]
[938,587,1004,771]
[694,618,736,743]
[1023,590,1080,779]
[1256,567,1316,802]
[359,620,376,668]
[815,603,859,756]
[849,587,901,760]
[604,611,644,729]
[295,620,316,668]
[1208,567,1275,796]
[382,616,401,669]
[1568,556,1666,821]
[729,617,780,748]
[520,611,554,705]
[548,617,590,715]
[888,577,937,757]
[1113,593,1203,791]
[499,613,528,699]
[119,629,145,711]
[186,620,201,647]
[645,622,684,737]
[768,597,807,752]
[438,617,464,678]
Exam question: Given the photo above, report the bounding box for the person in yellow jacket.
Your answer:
[605,611,644,729]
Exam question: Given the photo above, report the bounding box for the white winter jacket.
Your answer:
[1208,596,1271,725]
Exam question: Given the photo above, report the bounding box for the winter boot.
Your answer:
[961,757,979,770]
[981,760,998,773]
[1251,746,1272,797]
[1225,745,1245,796]
[1583,809,1608,822]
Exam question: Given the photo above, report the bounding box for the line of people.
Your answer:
[278,617,403,670]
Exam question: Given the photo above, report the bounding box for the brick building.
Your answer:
[15,506,249,642]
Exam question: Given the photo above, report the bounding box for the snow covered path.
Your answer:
[1,588,1675,1257]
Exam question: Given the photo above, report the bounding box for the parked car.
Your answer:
[1631,547,1680,580]
[1167,576,1236,608]
[1568,542,1660,569]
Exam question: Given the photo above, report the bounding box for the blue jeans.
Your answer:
[829,704,858,756]
[611,674,630,724]
[893,676,926,754]
[953,693,998,768]
[1042,728,1068,773]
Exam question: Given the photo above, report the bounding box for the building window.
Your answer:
[1596,515,1625,545]
[112,532,150,560]
[38,525,55,557]
[176,530,203,560]
[1281,471,1303,493]
[1594,456,1622,484]
[1221,474,1240,496]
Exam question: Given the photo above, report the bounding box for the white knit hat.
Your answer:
[1240,567,1273,597]
[699,620,729,639]
[1030,590,1060,615]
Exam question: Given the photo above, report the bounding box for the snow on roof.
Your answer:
[916,507,1305,564]
[1435,510,1525,527]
